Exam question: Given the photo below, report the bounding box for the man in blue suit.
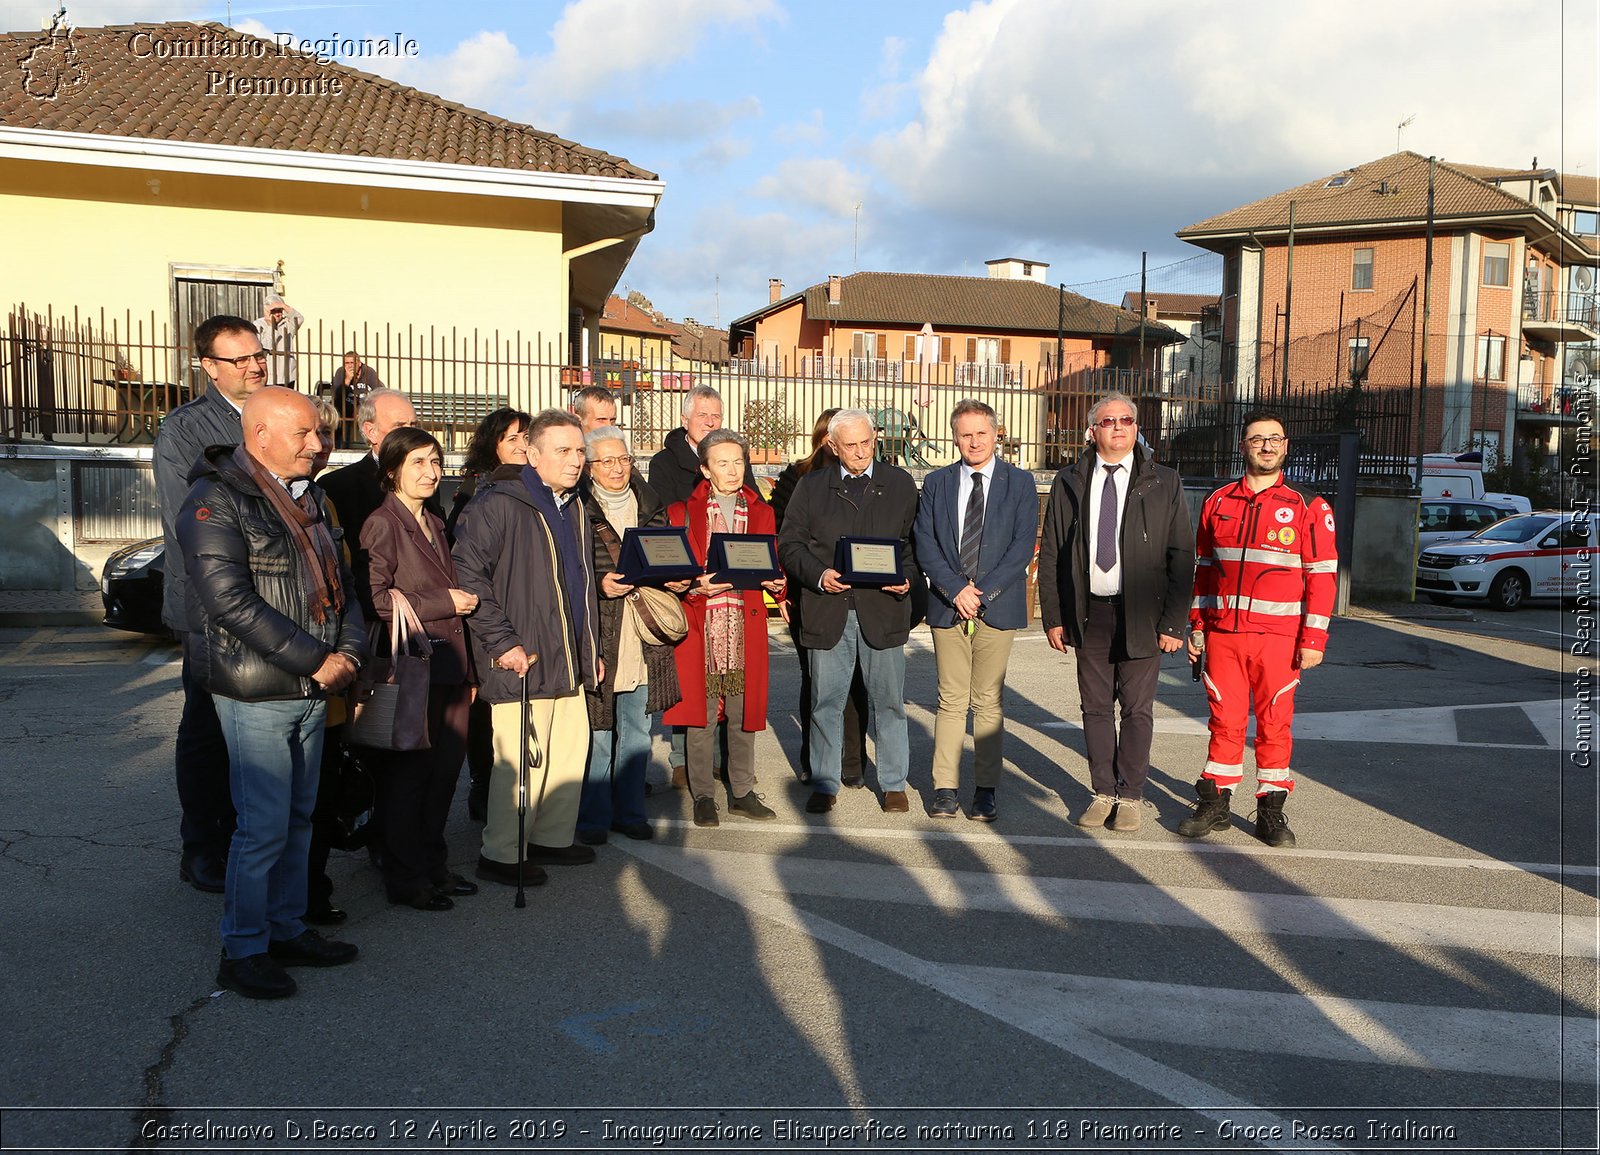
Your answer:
[914,399,1039,821]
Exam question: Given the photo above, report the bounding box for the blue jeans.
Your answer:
[579,685,650,834]
[809,609,908,794]
[213,695,325,959]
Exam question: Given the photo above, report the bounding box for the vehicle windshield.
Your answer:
[1469,515,1555,544]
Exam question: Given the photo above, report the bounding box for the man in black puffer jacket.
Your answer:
[179,387,367,1000]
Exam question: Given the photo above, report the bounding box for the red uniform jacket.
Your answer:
[661,482,778,731]
[1190,475,1338,652]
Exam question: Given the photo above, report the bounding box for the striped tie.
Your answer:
[959,472,984,580]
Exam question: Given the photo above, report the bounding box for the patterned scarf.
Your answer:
[704,489,747,698]
[231,444,343,624]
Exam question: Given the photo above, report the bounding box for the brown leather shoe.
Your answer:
[881,790,910,813]
[805,791,836,814]
[670,765,689,789]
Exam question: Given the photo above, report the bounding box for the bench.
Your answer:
[408,393,509,448]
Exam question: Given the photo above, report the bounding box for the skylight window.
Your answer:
[1325,175,1352,188]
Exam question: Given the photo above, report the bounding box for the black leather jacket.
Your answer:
[177,446,367,702]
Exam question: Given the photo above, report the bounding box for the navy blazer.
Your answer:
[915,457,1039,631]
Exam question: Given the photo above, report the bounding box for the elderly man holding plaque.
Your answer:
[663,429,785,826]
[778,410,919,815]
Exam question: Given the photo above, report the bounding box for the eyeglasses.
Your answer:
[591,455,634,470]
[1094,415,1137,429]
[1244,434,1288,449]
[205,351,269,369]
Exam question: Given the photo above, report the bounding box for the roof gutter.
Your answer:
[0,125,664,208]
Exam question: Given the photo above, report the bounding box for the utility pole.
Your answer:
[1137,251,1148,394]
[1416,157,1436,486]
[853,203,862,271]
[1281,201,1295,395]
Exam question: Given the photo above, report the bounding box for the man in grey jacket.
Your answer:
[1038,393,1195,832]
[153,315,265,892]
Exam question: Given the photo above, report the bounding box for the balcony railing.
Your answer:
[1522,289,1600,332]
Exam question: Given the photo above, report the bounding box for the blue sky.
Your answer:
[10,0,1598,324]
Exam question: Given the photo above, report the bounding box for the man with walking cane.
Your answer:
[452,410,603,888]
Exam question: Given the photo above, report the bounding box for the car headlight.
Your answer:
[105,543,163,580]
[1455,554,1488,567]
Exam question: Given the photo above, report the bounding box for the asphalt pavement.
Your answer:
[0,602,1595,1153]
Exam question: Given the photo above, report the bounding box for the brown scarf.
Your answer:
[704,489,747,698]
[231,445,344,624]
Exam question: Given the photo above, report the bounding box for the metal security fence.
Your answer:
[1163,380,1417,488]
[6,301,1278,473]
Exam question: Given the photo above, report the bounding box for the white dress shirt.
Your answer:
[955,456,997,549]
[1088,452,1129,597]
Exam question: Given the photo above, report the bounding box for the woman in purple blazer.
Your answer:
[362,427,480,910]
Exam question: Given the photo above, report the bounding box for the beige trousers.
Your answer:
[930,621,1016,790]
[483,691,590,863]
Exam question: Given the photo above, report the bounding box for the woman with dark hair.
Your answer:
[445,407,531,542]
[445,406,530,820]
[664,429,786,827]
[361,426,479,910]
[769,409,867,785]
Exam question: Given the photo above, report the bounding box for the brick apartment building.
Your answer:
[1178,152,1598,473]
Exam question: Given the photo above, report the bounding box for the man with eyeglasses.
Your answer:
[1039,392,1194,832]
[154,315,271,894]
[1180,410,1337,849]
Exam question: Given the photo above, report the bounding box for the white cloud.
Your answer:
[378,29,530,114]
[752,156,869,218]
[773,108,825,146]
[872,0,1600,272]
[535,0,782,101]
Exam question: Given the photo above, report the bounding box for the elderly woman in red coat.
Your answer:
[664,428,786,827]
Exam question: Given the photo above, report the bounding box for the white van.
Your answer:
[1419,452,1531,513]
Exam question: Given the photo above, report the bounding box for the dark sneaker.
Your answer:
[475,855,548,887]
[1253,792,1297,849]
[525,843,597,866]
[217,952,296,999]
[729,792,776,820]
[928,788,959,818]
[267,929,358,968]
[1176,778,1232,838]
[692,796,720,827]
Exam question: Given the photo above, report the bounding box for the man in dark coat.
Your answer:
[451,409,603,885]
[778,409,918,815]
[1038,392,1195,833]
[154,314,263,893]
[318,388,422,618]
[647,383,759,505]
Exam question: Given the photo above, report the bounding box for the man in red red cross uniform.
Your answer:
[1180,410,1338,848]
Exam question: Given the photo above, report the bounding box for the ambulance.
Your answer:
[1415,510,1596,609]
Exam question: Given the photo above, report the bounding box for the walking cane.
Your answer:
[515,668,530,908]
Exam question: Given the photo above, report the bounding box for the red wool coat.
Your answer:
[661,481,778,731]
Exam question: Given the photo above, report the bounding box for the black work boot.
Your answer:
[1253,790,1296,848]
[1175,778,1232,838]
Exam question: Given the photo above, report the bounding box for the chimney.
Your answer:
[769,278,783,304]
[828,274,843,305]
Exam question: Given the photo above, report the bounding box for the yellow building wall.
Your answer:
[2,158,568,403]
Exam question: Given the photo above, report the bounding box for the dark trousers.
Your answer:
[306,724,344,911]
[375,684,473,902]
[176,631,235,864]
[1076,599,1160,800]
[790,621,867,778]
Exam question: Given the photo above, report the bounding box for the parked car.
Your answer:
[1416,511,1597,610]
[101,536,167,634]
[1417,498,1518,554]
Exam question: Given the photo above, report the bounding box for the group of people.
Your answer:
[154,315,1336,1002]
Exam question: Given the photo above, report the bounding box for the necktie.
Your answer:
[1096,464,1121,573]
[959,471,984,581]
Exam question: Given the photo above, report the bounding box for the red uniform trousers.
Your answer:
[1200,630,1298,795]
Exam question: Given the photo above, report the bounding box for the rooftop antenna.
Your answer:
[714,274,720,329]
[853,202,862,271]
[1395,114,1415,155]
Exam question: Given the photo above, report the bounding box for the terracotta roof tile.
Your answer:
[743,271,1173,341]
[1118,291,1219,317]
[0,19,655,180]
